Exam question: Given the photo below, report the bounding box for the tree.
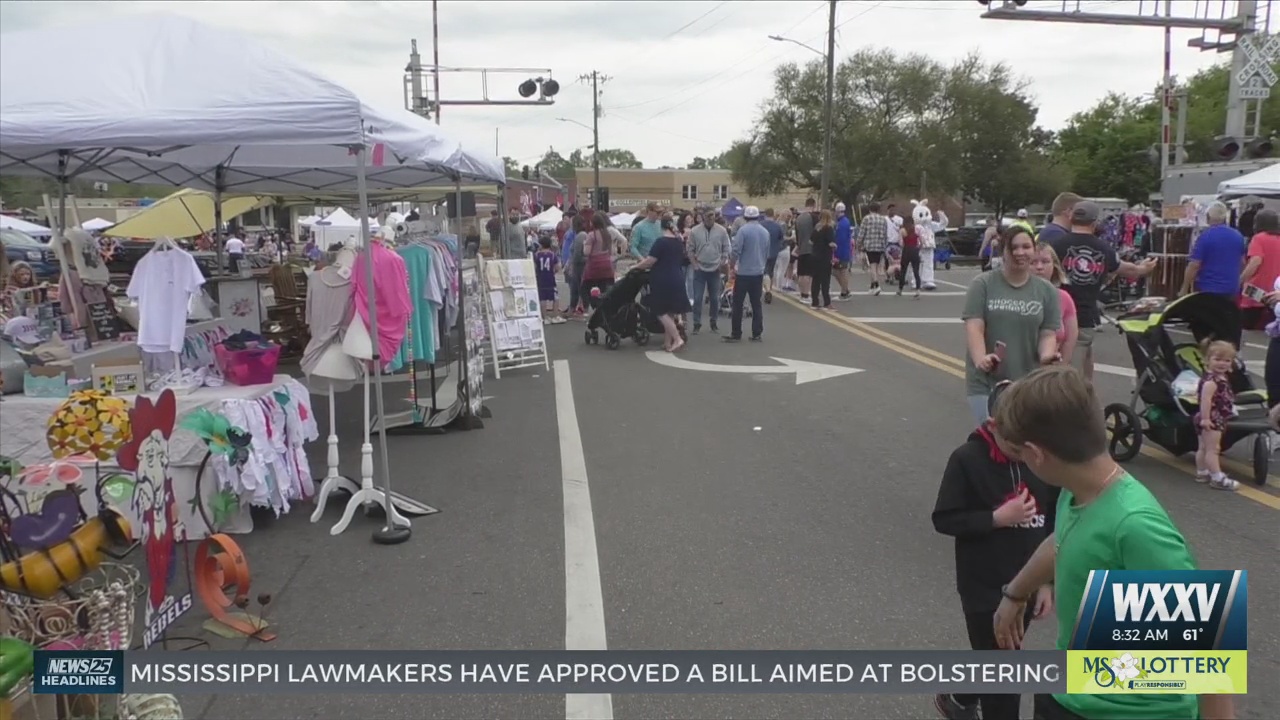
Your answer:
[724,49,1050,211]
[686,153,727,170]
[535,148,575,178]
[568,148,643,170]
[1054,94,1158,202]
[502,156,520,177]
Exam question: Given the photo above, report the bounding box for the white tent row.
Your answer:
[1217,162,1280,199]
[0,13,504,198]
[610,212,636,229]
[0,214,53,238]
[313,208,381,248]
[81,217,115,231]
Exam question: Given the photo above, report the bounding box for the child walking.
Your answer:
[932,381,1057,720]
[534,237,565,324]
[1195,340,1239,490]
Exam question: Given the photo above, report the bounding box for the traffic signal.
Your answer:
[595,187,610,212]
[1245,137,1274,159]
[518,80,538,98]
[1213,136,1242,160]
[534,165,542,181]
[522,165,530,180]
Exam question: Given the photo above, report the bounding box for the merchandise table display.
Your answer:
[481,257,550,377]
[0,375,316,540]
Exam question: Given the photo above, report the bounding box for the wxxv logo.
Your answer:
[33,650,125,694]
[1069,570,1247,651]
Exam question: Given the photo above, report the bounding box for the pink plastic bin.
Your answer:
[214,342,281,386]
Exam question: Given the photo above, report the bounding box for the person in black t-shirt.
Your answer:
[1047,201,1156,382]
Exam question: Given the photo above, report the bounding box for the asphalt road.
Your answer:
[178,266,1277,720]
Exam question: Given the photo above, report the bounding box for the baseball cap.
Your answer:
[3,316,42,345]
[1016,208,1029,218]
[743,206,761,219]
[1071,201,1101,225]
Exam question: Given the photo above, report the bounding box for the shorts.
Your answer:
[865,251,884,265]
[796,253,814,277]
[765,257,777,278]
[538,286,557,302]
[834,260,850,270]
[1077,325,1097,348]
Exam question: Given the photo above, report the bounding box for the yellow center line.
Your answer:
[775,292,1280,511]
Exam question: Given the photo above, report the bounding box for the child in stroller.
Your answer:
[585,269,685,350]
[719,268,753,318]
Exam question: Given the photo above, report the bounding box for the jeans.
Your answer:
[690,269,720,327]
[566,269,581,311]
[731,274,764,339]
[967,394,989,425]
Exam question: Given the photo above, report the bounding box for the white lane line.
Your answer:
[931,278,971,290]
[554,360,614,720]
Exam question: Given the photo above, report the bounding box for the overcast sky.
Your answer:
[0,0,1251,169]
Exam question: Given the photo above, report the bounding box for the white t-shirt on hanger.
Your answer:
[126,249,206,353]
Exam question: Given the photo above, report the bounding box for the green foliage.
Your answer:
[1053,53,1280,202]
[568,148,643,170]
[724,49,1064,214]
[686,154,727,170]
[0,176,175,210]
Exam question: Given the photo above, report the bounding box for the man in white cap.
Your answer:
[834,202,854,300]
[726,206,770,342]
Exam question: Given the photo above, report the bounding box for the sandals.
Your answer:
[1209,475,1239,491]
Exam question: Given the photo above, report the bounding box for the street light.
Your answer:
[768,7,836,208]
[556,117,592,132]
[768,34,826,58]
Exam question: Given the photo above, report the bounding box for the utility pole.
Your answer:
[820,0,836,209]
[579,71,611,209]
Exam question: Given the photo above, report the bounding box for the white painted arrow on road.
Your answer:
[644,352,863,385]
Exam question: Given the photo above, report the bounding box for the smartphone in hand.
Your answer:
[1244,284,1268,302]
[994,341,1007,365]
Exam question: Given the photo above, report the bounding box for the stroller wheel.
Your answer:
[945,262,952,270]
[605,333,621,350]
[1252,433,1270,486]
[1103,403,1143,462]
[634,327,651,346]
[586,329,599,345]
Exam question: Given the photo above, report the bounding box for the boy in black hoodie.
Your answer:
[932,382,1058,720]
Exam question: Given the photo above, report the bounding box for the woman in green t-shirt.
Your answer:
[990,367,1235,720]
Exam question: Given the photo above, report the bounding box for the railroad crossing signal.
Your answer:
[1236,34,1280,99]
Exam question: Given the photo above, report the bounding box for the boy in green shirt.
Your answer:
[989,366,1235,720]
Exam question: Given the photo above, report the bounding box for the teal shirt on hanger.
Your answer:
[389,244,437,371]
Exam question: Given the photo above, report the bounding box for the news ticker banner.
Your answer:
[40,650,1065,695]
[1063,569,1248,695]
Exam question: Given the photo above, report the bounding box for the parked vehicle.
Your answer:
[1,228,60,280]
[106,240,271,278]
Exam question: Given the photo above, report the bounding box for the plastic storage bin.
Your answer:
[214,342,281,386]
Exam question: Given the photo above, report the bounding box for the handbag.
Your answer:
[583,231,614,280]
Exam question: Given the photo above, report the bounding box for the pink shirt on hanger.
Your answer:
[352,242,413,366]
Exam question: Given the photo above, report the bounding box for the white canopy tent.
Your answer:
[523,206,563,231]
[313,208,380,248]
[0,14,504,200]
[81,217,115,231]
[298,214,321,226]
[0,214,53,238]
[0,13,507,544]
[610,212,637,229]
[1217,163,1280,199]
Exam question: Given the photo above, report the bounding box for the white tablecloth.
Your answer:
[0,374,302,539]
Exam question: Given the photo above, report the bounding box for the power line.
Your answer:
[664,1,732,39]
[609,0,828,111]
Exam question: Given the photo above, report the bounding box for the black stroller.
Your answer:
[1106,293,1269,485]
[585,270,686,350]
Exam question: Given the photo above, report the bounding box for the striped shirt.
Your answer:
[857,212,889,252]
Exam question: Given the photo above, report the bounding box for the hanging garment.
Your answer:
[302,265,360,385]
[126,248,206,353]
[390,243,438,371]
[351,241,413,366]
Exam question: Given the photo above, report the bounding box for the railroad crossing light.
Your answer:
[521,165,531,180]
[1213,136,1242,161]
[534,165,542,181]
[540,79,560,98]
[1245,137,1274,159]
[518,80,538,98]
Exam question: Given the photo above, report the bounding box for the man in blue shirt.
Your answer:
[727,206,770,342]
[761,208,785,304]
[834,202,854,300]
[1181,201,1246,347]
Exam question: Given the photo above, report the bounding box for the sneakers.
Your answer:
[934,693,978,720]
[764,291,773,304]
[692,324,701,335]
[914,289,920,299]
[749,335,762,342]
[838,292,852,301]
[896,286,903,296]
[872,283,882,296]
[1209,473,1239,491]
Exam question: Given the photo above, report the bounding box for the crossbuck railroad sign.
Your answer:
[1237,34,1280,99]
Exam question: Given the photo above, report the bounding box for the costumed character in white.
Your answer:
[911,200,948,291]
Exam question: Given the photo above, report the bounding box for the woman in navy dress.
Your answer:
[631,213,691,352]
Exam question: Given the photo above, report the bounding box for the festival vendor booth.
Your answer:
[0,12,504,716]
[1217,161,1280,199]
[312,207,380,250]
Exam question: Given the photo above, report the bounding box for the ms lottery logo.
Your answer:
[33,651,124,694]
